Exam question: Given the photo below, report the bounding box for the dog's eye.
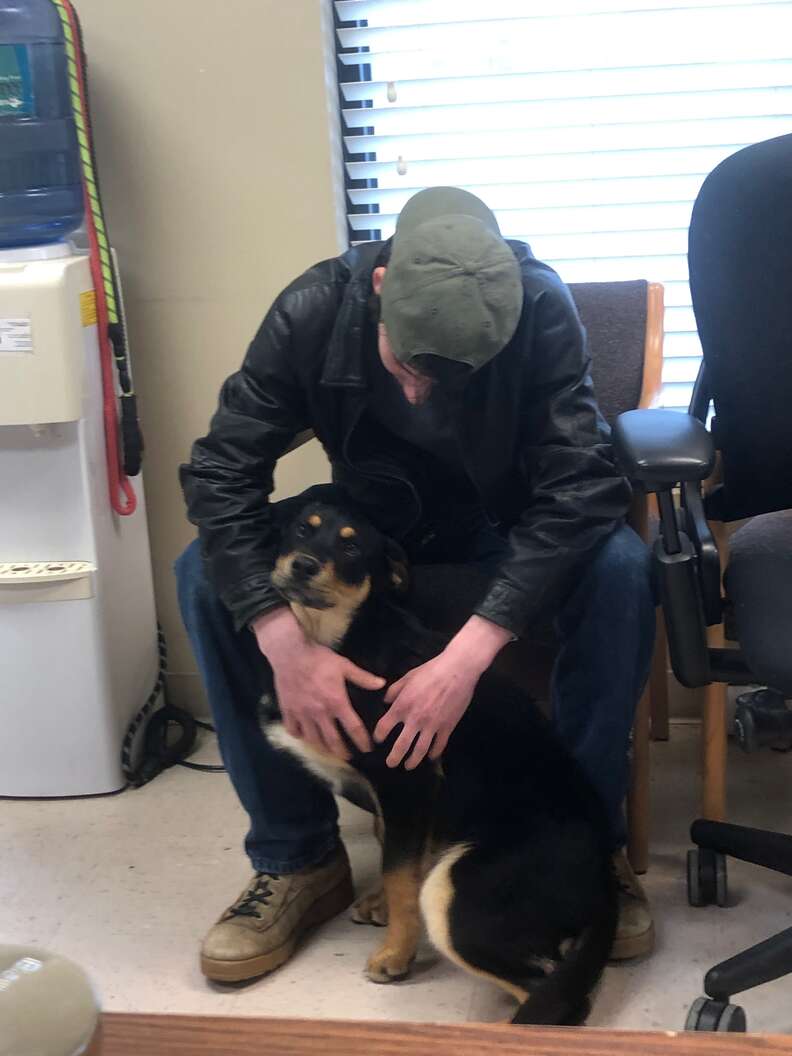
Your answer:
[343,541,361,558]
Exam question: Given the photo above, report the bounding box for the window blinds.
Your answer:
[335,0,792,408]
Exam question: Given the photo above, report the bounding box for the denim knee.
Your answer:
[587,525,654,612]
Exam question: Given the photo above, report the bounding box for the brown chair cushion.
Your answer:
[569,280,648,426]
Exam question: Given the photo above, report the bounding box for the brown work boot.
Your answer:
[610,850,655,960]
[201,845,354,982]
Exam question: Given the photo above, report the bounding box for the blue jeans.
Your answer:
[175,514,654,872]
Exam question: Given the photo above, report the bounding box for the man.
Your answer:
[178,187,656,985]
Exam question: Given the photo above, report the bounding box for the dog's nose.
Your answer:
[292,554,321,579]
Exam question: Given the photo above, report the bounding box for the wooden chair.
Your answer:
[554,280,667,873]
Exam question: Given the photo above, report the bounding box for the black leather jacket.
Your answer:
[180,240,631,636]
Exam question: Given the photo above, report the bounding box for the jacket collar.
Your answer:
[321,241,386,389]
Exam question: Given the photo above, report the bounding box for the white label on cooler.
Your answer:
[0,317,33,353]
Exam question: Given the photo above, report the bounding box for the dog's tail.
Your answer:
[511,872,618,1027]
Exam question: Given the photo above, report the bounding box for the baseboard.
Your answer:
[667,674,761,729]
[166,672,209,718]
[667,675,705,721]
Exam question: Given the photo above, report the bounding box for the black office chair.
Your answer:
[613,133,792,1033]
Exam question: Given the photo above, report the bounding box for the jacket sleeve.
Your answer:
[179,291,316,632]
[475,279,633,637]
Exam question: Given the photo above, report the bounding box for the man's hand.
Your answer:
[252,608,382,760]
[373,615,514,770]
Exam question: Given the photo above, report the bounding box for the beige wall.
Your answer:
[76,0,341,709]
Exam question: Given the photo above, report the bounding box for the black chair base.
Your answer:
[734,688,792,753]
[684,821,792,1031]
[686,997,747,1033]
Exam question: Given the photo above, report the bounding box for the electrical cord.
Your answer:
[121,625,226,787]
[180,713,224,772]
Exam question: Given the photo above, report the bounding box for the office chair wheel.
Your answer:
[687,848,728,907]
[685,997,747,1032]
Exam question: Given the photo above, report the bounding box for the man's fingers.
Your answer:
[404,730,435,771]
[336,703,372,754]
[384,674,406,704]
[282,712,301,739]
[344,661,386,692]
[374,702,403,744]
[386,724,418,769]
[429,729,450,760]
[317,716,350,760]
[299,717,325,754]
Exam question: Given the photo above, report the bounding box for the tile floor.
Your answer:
[2,723,792,1033]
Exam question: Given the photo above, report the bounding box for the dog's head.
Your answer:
[271,503,408,647]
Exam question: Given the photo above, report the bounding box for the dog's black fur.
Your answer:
[262,501,617,1026]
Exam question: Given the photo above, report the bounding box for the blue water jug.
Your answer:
[0,0,84,247]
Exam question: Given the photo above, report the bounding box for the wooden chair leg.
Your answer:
[649,611,670,741]
[627,685,651,875]
[701,680,728,821]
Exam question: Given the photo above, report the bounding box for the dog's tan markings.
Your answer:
[421,844,529,1005]
[271,555,371,648]
[366,862,423,983]
[292,565,371,648]
[340,526,356,539]
[273,554,293,582]
[308,514,322,527]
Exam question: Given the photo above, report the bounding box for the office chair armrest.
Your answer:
[613,409,716,489]
[613,412,724,687]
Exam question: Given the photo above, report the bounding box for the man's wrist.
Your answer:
[444,615,514,675]
[251,605,305,659]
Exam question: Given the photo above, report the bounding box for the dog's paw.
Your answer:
[351,887,388,926]
[365,944,413,983]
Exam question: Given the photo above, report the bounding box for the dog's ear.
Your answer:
[385,538,409,593]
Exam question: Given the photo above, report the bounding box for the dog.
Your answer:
[260,501,617,1025]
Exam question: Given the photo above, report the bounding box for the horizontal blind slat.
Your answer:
[663,306,698,333]
[350,201,697,235]
[337,0,790,28]
[663,356,704,383]
[338,7,792,67]
[349,174,708,210]
[660,382,696,407]
[342,88,792,134]
[551,256,689,282]
[345,115,792,160]
[340,60,792,106]
[664,333,704,359]
[345,144,743,185]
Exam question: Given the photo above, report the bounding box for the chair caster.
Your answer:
[687,848,728,907]
[685,997,746,1032]
[734,688,792,753]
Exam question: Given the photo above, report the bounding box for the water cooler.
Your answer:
[0,0,160,796]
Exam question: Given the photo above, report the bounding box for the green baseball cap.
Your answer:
[380,187,524,372]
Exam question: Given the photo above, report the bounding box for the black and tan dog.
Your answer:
[261,501,617,1025]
